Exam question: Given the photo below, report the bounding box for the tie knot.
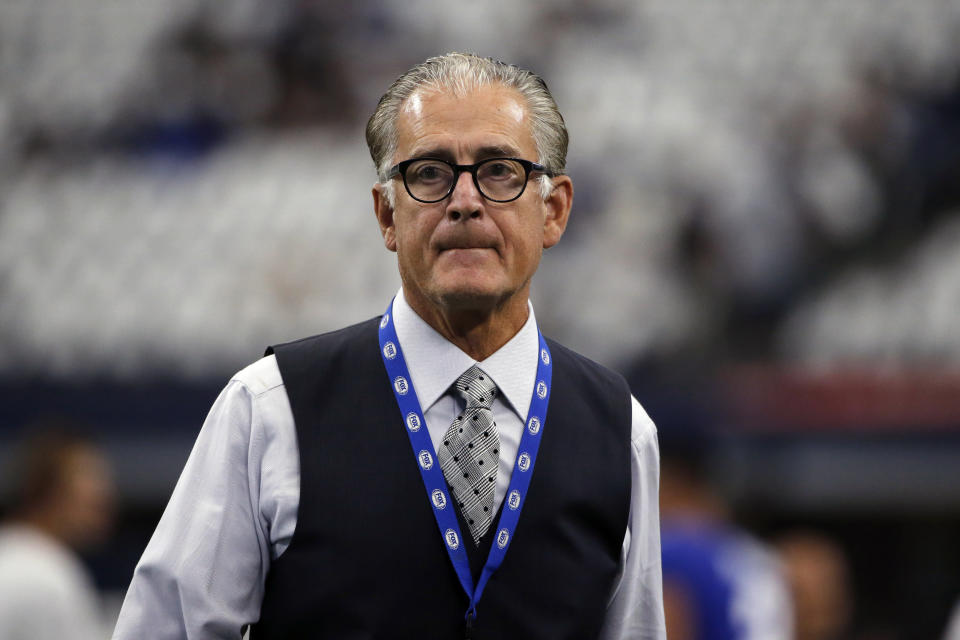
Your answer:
[454,365,498,409]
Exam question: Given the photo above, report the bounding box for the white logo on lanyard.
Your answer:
[496,528,510,549]
[541,348,550,366]
[517,452,531,472]
[527,416,541,435]
[507,490,522,510]
[445,529,460,550]
[394,376,410,395]
[380,314,390,329]
[418,450,434,470]
[405,412,422,432]
[382,341,398,359]
[431,489,448,510]
[536,380,548,399]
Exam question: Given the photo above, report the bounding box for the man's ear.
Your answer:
[372,183,398,252]
[542,175,573,249]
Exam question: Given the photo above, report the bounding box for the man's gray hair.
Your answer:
[366,52,568,205]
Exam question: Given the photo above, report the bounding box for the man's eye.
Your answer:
[483,161,519,180]
[414,164,447,182]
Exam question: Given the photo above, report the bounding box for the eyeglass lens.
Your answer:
[404,159,527,202]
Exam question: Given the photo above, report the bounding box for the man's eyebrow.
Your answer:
[407,144,523,162]
[408,146,456,161]
[474,144,521,159]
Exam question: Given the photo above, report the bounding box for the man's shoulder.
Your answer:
[250,316,385,392]
[545,338,646,440]
[266,316,382,358]
[233,354,285,397]
[232,317,382,395]
[545,337,629,390]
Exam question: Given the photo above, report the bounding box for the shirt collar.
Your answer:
[392,287,540,421]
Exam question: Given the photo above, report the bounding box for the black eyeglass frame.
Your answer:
[386,157,555,204]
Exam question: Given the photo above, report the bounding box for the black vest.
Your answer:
[251,317,632,640]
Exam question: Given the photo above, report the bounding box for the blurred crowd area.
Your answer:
[1,0,960,638]
[1,0,960,375]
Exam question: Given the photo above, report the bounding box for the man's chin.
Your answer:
[433,287,505,311]
[427,280,516,314]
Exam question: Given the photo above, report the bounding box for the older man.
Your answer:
[113,52,664,640]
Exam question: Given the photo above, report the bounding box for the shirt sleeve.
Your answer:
[945,599,960,640]
[112,379,275,639]
[597,395,667,640]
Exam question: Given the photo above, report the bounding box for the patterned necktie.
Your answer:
[438,365,501,545]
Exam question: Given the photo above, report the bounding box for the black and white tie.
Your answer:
[438,365,500,545]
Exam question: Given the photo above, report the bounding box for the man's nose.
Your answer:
[446,170,484,221]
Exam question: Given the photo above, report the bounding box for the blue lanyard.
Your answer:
[377,299,552,624]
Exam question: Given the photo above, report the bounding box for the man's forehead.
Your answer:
[400,83,526,121]
[395,83,534,159]
[401,90,426,121]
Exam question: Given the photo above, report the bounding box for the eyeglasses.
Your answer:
[386,157,554,204]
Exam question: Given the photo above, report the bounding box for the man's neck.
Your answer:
[402,288,530,361]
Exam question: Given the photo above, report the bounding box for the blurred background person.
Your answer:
[0,429,116,640]
[659,429,793,640]
[776,532,854,640]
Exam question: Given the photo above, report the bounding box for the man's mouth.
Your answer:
[438,243,495,252]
